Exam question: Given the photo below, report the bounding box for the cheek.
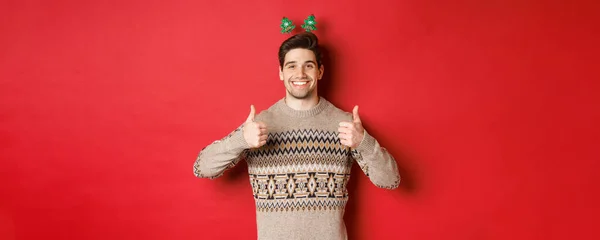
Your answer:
[310,70,320,80]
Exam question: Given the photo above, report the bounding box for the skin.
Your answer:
[278,48,323,110]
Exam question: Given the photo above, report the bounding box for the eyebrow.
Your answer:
[284,60,317,67]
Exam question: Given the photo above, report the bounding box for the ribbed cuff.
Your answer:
[227,125,251,150]
[355,129,377,156]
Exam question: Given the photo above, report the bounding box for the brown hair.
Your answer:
[278,32,322,68]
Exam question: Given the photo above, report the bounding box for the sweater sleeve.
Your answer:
[193,124,250,179]
[351,130,401,189]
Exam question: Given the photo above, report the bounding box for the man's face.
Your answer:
[279,48,324,100]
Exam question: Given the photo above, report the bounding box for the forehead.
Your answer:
[284,48,316,63]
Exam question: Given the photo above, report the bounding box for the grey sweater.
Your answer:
[194,97,400,240]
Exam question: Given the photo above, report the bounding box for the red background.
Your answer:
[1,0,599,239]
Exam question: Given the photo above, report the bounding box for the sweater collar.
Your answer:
[276,97,329,118]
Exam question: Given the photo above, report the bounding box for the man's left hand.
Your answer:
[338,105,365,149]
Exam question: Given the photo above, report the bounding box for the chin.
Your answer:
[287,90,312,100]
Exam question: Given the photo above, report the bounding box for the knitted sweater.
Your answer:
[194,97,400,240]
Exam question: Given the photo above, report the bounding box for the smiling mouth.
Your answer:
[292,81,308,86]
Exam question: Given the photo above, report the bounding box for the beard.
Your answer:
[286,76,314,99]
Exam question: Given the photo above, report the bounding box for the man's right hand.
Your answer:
[243,105,268,148]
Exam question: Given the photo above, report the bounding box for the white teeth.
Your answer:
[292,82,307,85]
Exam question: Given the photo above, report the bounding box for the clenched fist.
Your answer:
[338,105,365,149]
[243,105,268,148]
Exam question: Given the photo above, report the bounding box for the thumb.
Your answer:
[352,105,361,123]
[246,105,255,123]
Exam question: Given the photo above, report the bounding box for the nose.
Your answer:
[296,66,307,78]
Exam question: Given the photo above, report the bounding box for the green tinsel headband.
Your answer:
[280,14,317,34]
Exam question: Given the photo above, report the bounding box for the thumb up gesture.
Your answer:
[243,105,268,148]
[338,105,365,149]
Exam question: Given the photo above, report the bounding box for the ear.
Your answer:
[279,65,284,81]
[318,64,324,80]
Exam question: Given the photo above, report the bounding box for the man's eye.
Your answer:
[288,65,295,69]
[307,65,314,69]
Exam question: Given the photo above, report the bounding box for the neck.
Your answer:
[284,94,320,111]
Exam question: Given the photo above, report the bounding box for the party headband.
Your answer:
[280,14,317,34]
